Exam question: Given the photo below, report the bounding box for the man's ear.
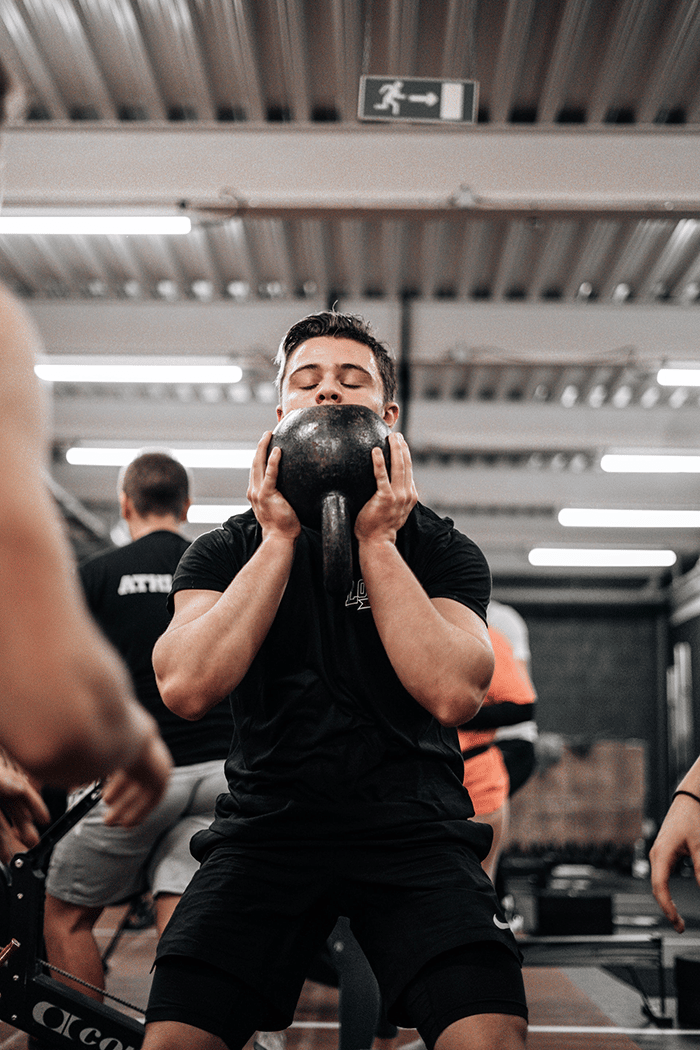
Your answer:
[276,405,284,421]
[119,491,132,521]
[180,497,191,523]
[382,402,400,428]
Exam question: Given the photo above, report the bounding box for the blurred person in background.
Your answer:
[488,601,538,797]
[44,452,231,1001]
[459,625,536,886]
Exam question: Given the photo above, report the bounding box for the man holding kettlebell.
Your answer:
[143,311,528,1050]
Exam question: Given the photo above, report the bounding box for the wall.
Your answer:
[507,739,645,850]
[511,602,667,829]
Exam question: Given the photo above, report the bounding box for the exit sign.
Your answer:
[358,76,478,124]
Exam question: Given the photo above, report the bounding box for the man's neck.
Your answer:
[128,516,183,542]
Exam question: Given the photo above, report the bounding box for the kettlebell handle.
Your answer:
[321,491,353,595]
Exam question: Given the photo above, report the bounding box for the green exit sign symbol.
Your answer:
[359,76,478,124]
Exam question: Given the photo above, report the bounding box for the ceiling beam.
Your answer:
[408,300,700,365]
[28,299,328,355]
[51,398,274,444]
[26,298,700,366]
[3,126,700,212]
[413,464,700,507]
[408,402,700,452]
[48,393,700,452]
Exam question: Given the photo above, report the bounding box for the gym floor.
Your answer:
[1,873,698,1050]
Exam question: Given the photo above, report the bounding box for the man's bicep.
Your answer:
[168,587,224,630]
[431,596,490,639]
[432,596,495,687]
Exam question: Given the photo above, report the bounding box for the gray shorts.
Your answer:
[46,759,227,908]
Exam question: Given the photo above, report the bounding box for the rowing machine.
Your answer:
[0,784,145,1049]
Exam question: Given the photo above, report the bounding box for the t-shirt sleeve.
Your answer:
[412,511,491,623]
[167,524,245,613]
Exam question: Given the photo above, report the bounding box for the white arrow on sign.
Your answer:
[407,92,439,107]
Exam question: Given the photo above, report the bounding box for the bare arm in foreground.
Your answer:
[0,284,171,829]
[650,754,700,933]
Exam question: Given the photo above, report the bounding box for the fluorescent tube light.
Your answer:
[36,363,242,384]
[657,368,700,386]
[0,216,191,236]
[66,447,255,468]
[188,504,250,523]
[529,548,677,567]
[559,508,700,527]
[601,454,700,473]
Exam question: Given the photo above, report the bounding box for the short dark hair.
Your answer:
[275,311,397,403]
[120,452,189,519]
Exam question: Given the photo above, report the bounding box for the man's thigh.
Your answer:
[147,755,227,897]
[394,941,528,1050]
[342,837,519,1012]
[143,1020,229,1050]
[46,765,224,907]
[155,843,339,1025]
[45,779,195,907]
[146,955,270,1049]
[436,1013,528,1050]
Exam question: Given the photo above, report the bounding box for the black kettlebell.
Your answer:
[268,404,391,595]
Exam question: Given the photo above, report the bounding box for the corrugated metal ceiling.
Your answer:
[1,0,699,306]
[3,0,700,126]
[3,0,700,585]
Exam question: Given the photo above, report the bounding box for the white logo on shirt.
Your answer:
[493,914,511,931]
[117,573,172,595]
[345,579,371,611]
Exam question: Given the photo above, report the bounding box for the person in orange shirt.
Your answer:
[459,626,536,883]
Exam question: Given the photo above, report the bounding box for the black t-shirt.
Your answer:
[171,504,491,850]
[80,530,231,767]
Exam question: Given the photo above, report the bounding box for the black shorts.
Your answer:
[147,941,527,1050]
[150,836,523,1030]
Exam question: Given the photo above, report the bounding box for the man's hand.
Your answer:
[246,432,301,541]
[0,750,51,862]
[101,732,172,828]
[354,433,418,545]
[650,794,700,933]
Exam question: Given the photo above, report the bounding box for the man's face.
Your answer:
[277,336,399,427]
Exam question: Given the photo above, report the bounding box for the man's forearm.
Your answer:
[676,755,700,797]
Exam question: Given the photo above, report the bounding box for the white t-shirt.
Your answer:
[488,600,531,663]
[488,601,538,742]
